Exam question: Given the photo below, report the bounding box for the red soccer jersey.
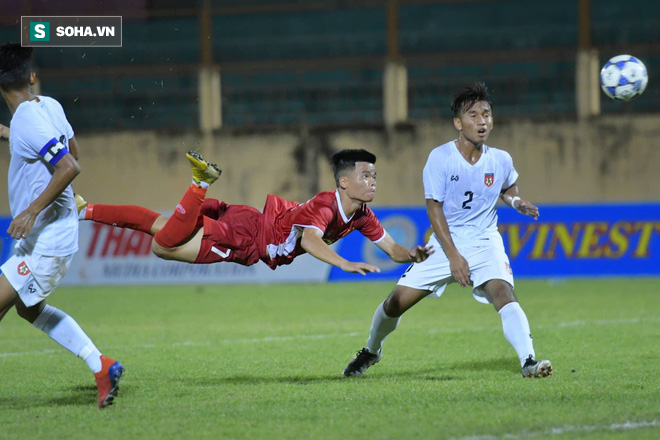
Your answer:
[259,190,385,269]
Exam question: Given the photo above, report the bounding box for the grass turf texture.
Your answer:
[0,279,658,440]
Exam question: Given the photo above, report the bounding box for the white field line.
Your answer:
[426,316,660,335]
[0,332,361,357]
[451,419,658,440]
[1,316,658,358]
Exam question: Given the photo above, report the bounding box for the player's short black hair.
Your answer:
[450,81,494,117]
[331,149,376,186]
[0,43,34,92]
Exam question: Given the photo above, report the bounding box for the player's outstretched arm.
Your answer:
[375,232,434,263]
[500,184,539,220]
[300,227,380,276]
[7,152,80,239]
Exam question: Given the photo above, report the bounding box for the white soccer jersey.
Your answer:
[7,95,78,256]
[423,141,518,243]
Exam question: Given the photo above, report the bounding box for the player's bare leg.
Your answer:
[0,304,12,323]
[482,279,517,311]
[151,227,204,263]
[0,285,16,324]
[483,279,552,378]
[0,275,18,324]
[14,298,45,323]
[382,285,430,317]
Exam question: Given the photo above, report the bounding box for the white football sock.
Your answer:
[32,305,103,373]
[192,179,210,189]
[498,302,535,366]
[365,301,401,354]
[78,207,87,220]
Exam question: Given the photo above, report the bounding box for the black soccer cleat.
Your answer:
[343,348,382,377]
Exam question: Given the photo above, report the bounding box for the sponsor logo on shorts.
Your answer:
[484,173,494,187]
[176,204,186,214]
[18,261,30,276]
[505,262,512,275]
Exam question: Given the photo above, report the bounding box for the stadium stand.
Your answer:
[0,0,658,129]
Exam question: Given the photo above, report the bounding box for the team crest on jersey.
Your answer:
[505,262,513,275]
[18,261,30,276]
[484,173,494,187]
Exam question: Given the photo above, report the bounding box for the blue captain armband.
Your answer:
[39,137,69,166]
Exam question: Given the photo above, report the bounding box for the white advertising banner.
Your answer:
[62,222,331,285]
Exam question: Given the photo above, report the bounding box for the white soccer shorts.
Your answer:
[1,252,73,307]
[397,233,514,304]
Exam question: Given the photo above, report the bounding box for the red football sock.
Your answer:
[154,184,207,249]
[87,204,159,234]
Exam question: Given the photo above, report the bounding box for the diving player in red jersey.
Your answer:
[77,149,432,274]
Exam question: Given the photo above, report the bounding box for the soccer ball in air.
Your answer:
[600,55,648,101]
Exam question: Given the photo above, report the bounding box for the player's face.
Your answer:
[345,162,377,203]
[454,101,493,145]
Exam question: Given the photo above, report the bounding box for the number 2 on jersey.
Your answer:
[462,191,474,209]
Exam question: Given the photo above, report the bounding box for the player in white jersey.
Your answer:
[344,82,552,379]
[0,43,124,408]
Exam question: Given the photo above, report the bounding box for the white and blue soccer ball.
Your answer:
[600,55,648,102]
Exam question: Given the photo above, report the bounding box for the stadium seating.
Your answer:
[0,0,657,129]
[43,76,198,130]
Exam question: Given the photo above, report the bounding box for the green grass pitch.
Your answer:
[1,279,659,439]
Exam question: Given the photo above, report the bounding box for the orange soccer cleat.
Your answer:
[94,355,125,409]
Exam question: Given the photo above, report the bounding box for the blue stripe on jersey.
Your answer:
[38,137,69,166]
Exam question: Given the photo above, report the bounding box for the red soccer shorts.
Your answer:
[194,199,264,266]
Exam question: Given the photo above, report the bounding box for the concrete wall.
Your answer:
[1,114,658,215]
